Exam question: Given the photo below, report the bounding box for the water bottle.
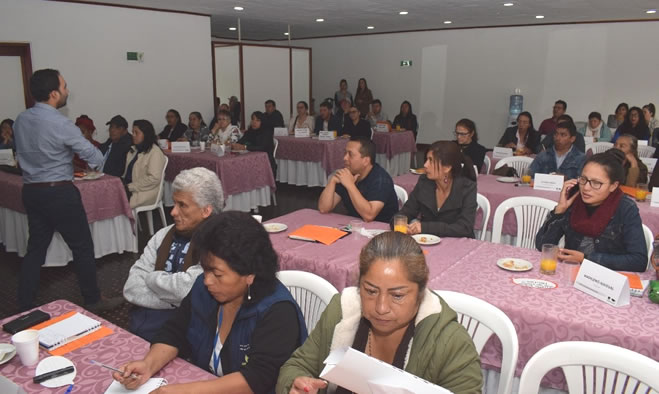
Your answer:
[507,89,523,127]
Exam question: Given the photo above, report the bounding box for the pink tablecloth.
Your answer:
[0,172,133,223]
[372,131,417,159]
[429,241,659,390]
[164,151,275,196]
[267,209,482,291]
[0,300,214,393]
[274,136,347,175]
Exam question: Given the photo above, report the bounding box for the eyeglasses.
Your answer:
[454,131,470,137]
[576,176,605,190]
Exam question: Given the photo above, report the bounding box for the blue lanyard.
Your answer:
[211,306,224,375]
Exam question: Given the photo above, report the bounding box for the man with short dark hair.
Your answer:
[529,121,585,180]
[318,137,398,222]
[538,100,567,135]
[13,69,123,311]
[367,99,390,128]
[263,99,284,129]
[314,101,341,133]
[99,115,132,176]
[540,114,586,152]
[341,106,372,139]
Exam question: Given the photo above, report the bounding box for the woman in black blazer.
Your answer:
[498,111,541,155]
[232,111,276,176]
[159,109,187,141]
[454,118,487,172]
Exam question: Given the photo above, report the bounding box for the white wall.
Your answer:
[214,45,241,107]
[0,0,213,141]
[291,49,310,111]
[293,22,659,147]
[242,46,291,124]
[0,56,26,119]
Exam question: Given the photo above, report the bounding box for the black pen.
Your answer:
[33,366,75,384]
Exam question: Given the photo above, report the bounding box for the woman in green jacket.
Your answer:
[276,231,483,394]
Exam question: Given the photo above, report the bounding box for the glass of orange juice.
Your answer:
[540,244,558,275]
[636,183,648,202]
[393,215,408,233]
[395,124,401,132]
[521,168,532,185]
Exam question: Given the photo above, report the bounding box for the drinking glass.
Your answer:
[540,244,558,275]
[521,168,532,185]
[636,183,648,202]
[393,215,408,234]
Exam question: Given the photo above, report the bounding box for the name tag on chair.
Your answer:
[295,128,310,138]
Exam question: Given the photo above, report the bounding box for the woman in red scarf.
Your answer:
[535,151,648,272]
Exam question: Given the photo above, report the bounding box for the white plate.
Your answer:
[230,149,249,154]
[35,356,76,388]
[412,234,441,245]
[497,258,533,272]
[496,177,519,183]
[409,168,425,175]
[0,344,16,365]
[365,229,388,237]
[263,223,288,233]
[512,278,558,289]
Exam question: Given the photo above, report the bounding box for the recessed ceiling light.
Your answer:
[535,15,545,19]
[228,27,237,31]
[399,11,409,15]
[367,26,375,30]
[233,6,243,11]
[316,18,325,22]
[284,32,289,36]
[444,20,452,24]
[503,2,514,6]
[647,9,657,14]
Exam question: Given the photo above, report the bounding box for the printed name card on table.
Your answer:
[318,130,337,140]
[294,128,310,138]
[375,123,389,133]
[641,157,658,173]
[533,173,564,192]
[582,136,595,144]
[574,259,630,307]
[638,140,649,146]
[492,147,513,159]
[170,141,191,153]
[274,127,288,137]
[157,139,169,150]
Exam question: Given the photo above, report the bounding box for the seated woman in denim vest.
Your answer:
[535,151,648,272]
[113,212,308,393]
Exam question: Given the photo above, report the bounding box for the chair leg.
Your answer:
[158,204,167,228]
[147,211,155,235]
[133,214,139,252]
[136,212,142,231]
[271,191,277,206]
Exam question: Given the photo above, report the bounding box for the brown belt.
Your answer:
[25,180,73,187]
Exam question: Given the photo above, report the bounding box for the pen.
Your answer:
[33,366,75,384]
[64,384,74,394]
[90,360,138,379]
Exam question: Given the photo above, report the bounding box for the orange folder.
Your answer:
[30,311,114,356]
[619,185,639,198]
[619,272,643,289]
[288,225,348,245]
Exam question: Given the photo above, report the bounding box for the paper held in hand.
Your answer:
[533,173,564,192]
[492,147,513,159]
[170,141,191,153]
[573,259,630,307]
[294,128,310,138]
[320,347,453,394]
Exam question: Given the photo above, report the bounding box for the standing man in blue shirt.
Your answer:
[14,69,124,312]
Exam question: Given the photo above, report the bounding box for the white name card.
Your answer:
[274,127,288,137]
[170,141,191,153]
[318,130,337,140]
[210,143,226,157]
[0,149,15,166]
[582,136,595,144]
[493,147,513,159]
[574,259,630,307]
[638,140,649,146]
[533,173,564,192]
[157,139,169,150]
[640,157,658,173]
[294,128,310,138]
[651,187,659,208]
[375,123,388,133]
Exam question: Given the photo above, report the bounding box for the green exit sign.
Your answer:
[400,60,412,67]
[127,52,139,61]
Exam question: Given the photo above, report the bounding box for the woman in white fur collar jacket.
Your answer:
[276,232,483,394]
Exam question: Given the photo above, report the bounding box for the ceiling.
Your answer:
[73,0,658,40]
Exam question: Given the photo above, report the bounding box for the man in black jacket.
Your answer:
[263,99,285,130]
[314,101,341,133]
[99,115,132,177]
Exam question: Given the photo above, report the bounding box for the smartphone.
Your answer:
[567,184,579,198]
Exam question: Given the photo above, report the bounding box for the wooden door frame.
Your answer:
[0,43,34,108]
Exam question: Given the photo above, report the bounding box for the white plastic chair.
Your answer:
[435,290,519,394]
[483,154,492,174]
[638,145,656,158]
[643,224,653,270]
[271,138,279,206]
[585,141,613,155]
[473,164,479,178]
[394,184,408,207]
[277,270,338,332]
[491,196,557,249]
[518,341,659,394]
[133,156,168,251]
[494,156,534,176]
[476,193,491,241]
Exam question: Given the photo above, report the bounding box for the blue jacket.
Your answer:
[186,276,308,392]
[529,146,585,180]
[535,195,648,272]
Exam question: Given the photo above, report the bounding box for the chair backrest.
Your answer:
[585,141,613,155]
[494,156,534,175]
[491,196,557,249]
[273,138,279,158]
[638,145,656,158]
[394,184,408,207]
[276,270,338,332]
[473,164,479,177]
[643,224,653,269]
[518,341,659,394]
[435,290,519,394]
[483,154,492,175]
[476,193,491,241]
[157,156,169,203]
[370,128,374,140]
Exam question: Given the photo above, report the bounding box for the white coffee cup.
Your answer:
[252,215,262,223]
[200,141,206,152]
[11,329,40,366]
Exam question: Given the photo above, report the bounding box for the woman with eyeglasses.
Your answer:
[535,150,647,272]
[288,101,314,134]
[454,118,487,173]
[208,109,241,145]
